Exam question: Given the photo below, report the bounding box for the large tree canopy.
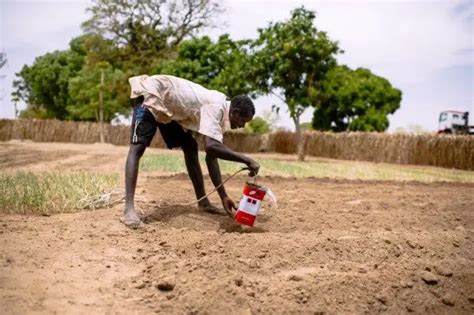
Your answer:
[251,6,341,160]
[14,41,86,119]
[14,34,130,120]
[312,65,402,132]
[82,0,222,72]
[155,35,254,97]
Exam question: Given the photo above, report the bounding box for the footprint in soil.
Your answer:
[142,205,199,223]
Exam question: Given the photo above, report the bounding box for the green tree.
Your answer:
[14,50,84,119]
[82,0,223,73]
[68,62,126,123]
[244,116,271,134]
[13,37,87,119]
[312,65,402,132]
[251,7,341,160]
[155,35,255,97]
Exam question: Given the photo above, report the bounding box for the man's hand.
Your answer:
[221,196,237,218]
[247,159,260,177]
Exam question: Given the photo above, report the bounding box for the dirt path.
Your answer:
[1,141,474,314]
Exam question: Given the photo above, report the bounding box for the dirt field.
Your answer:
[1,141,473,314]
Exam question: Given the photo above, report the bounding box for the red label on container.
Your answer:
[235,210,256,226]
[242,184,266,201]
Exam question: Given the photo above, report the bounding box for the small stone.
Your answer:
[400,280,414,288]
[156,280,175,291]
[384,239,391,244]
[420,271,438,285]
[441,296,455,306]
[406,240,417,249]
[455,225,465,231]
[136,282,146,289]
[452,241,460,247]
[137,248,143,253]
[376,294,388,305]
[435,265,453,277]
[166,294,175,300]
[106,265,111,268]
[393,245,402,257]
[288,274,303,281]
[234,278,243,287]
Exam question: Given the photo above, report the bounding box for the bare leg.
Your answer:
[124,143,147,226]
[181,139,222,213]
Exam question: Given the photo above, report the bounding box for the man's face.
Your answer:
[230,109,253,129]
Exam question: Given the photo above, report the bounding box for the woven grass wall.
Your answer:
[270,130,474,170]
[1,119,473,170]
[0,119,166,147]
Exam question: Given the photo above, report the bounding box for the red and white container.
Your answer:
[234,183,267,227]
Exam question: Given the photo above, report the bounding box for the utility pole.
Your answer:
[99,68,105,143]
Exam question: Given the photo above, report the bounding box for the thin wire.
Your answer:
[78,168,252,210]
[159,167,250,208]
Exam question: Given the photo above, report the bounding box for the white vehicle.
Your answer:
[438,111,474,135]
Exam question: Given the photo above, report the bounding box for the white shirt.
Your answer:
[129,75,230,142]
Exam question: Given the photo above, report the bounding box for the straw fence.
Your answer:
[1,119,473,170]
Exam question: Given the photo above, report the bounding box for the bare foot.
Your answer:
[120,210,144,228]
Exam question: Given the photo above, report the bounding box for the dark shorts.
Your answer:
[130,105,195,149]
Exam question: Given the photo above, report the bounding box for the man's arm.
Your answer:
[204,136,260,177]
[204,136,260,215]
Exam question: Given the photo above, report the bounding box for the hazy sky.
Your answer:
[0,0,473,132]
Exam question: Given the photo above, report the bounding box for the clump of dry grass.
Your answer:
[0,171,118,214]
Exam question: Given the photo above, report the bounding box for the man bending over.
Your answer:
[124,74,260,227]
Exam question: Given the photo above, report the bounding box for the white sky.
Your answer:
[0,0,473,132]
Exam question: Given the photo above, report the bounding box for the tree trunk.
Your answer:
[99,69,105,143]
[13,102,18,119]
[293,115,305,161]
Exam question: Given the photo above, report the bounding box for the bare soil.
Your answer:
[1,141,473,314]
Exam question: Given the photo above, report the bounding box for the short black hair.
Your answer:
[132,95,144,107]
[230,95,255,117]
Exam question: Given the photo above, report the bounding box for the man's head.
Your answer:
[229,95,255,129]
